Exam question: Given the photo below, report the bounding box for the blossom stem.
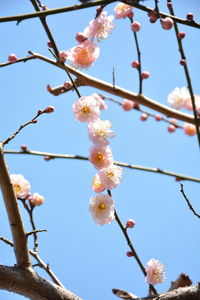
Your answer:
[107,190,157,295]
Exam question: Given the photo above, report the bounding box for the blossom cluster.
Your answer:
[58,9,114,69]
[73,93,123,225]
[10,174,44,207]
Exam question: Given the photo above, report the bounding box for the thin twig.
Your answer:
[180,183,200,219]
[26,229,47,237]
[0,0,200,29]
[4,149,200,183]
[0,236,64,287]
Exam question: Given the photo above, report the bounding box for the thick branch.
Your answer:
[0,265,83,300]
[0,144,31,268]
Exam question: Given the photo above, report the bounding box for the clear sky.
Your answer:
[0,1,200,299]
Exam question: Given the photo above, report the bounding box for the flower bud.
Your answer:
[178,32,186,40]
[58,50,68,62]
[126,251,134,257]
[140,113,148,121]
[131,21,141,32]
[167,124,176,133]
[141,71,150,79]
[75,32,88,43]
[131,60,140,69]
[187,13,194,21]
[8,54,17,63]
[126,219,136,228]
[43,106,55,114]
[155,114,163,121]
[161,17,174,30]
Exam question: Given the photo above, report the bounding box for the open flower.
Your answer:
[91,174,105,193]
[29,193,44,207]
[89,145,113,170]
[66,40,100,69]
[114,3,133,19]
[88,120,115,146]
[92,93,107,110]
[83,11,114,42]
[145,259,165,285]
[72,95,100,122]
[167,87,190,110]
[89,194,115,225]
[98,165,123,189]
[10,174,31,199]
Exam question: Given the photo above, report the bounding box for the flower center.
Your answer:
[98,203,105,210]
[76,48,91,65]
[13,184,22,193]
[81,106,91,114]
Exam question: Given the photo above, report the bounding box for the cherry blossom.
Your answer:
[145,258,165,285]
[10,174,31,199]
[72,95,100,123]
[114,3,133,19]
[98,165,123,190]
[89,145,113,170]
[167,87,190,110]
[89,194,115,225]
[91,174,105,193]
[29,193,44,207]
[88,120,115,146]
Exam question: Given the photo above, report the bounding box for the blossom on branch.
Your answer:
[66,40,100,69]
[89,145,113,170]
[72,95,100,122]
[10,174,31,199]
[98,165,123,190]
[183,94,200,112]
[91,174,105,193]
[29,192,44,207]
[89,194,115,225]
[145,258,165,285]
[92,93,107,110]
[88,120,115,146]
[183,123,196,136]
[83,11,114,42]
[167,87,190,110]
[114,3,133,19]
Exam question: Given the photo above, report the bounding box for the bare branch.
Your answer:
[0,144,31,268]
[180,183,200,219]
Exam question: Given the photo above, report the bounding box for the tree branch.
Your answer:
[0,144,31,268]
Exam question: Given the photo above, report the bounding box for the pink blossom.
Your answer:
[161,17,174,30]
[88,120,115,146]
[183,94,200,112]
[114,3,133,19]
[66,40,100,69]
[91,174,105,193]
[92,93,107,110]
[72,95,100,123]
[145,258,165,285]
[75,32,88,43]
[98,165,123,189]
[29,192,44,207]
[83,11,114,42]
[131,21,141,32]
[89,194,115,225]
[58,51,68,62]
[89,145,113,170]
[122,99,134,111]
[8,54,17,63]
[10,174,31,199]
[167,87,190,110]
[183,123,196,136]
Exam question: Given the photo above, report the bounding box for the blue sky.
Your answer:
[0,1,200,299]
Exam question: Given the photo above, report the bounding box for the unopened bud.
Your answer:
[126,251,134,257]
[20,145,28,152]
[126,219,136,228]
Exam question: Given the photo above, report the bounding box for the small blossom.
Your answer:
[8,54,17,63]
[145,258,165,285]
[114,3,133,19]
[58,51,68,62]
[88,120,115,146]
[131,21,141,32]
[168,124,176,133]
[140,113,148,121]
[92,93,107,110]
[89,194,115,225]
[98,165,123,189]
[126,219,135,228]
[141,71,150,79]
[167,87,190,110]
[83,11,114,42]
[29,192,44,207]
[66,40,100,69]
[161,17,174,30]
[183,123,196,136]
[122,99,134,111]
[75,32,88,43]
[91,174,105,193]
[89,145,113,170]
[72,95,100,123]
[10,174,31,199]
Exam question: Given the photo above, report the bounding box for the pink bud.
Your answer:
[167,124,176,133]
[63,81,73,90]
[122,99,134,111]
[127,11,134,18]
[161,17,174,30]
[148,10,158,23]
[178,32,186,40]
[175,177,181,182]
[75,32,88,43]
[43,106,55,114]
[141,71,150,79]
[37,109,43,115]
[132,102,140,110]
[170,118,177,125]
[47,41,53,48]
[44,156,52,161]
[8,54,17,63]
[126,219,136,228]
[180,59,186,66]
[131,60,140,69]
[58,50,68,62]
[187,13,194,21]
[167,2,172,8]
[140,113,148,121]
[126,251,134,257]
[131,21,141,32]
[20,145,28,152]
[155,114,163,121]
